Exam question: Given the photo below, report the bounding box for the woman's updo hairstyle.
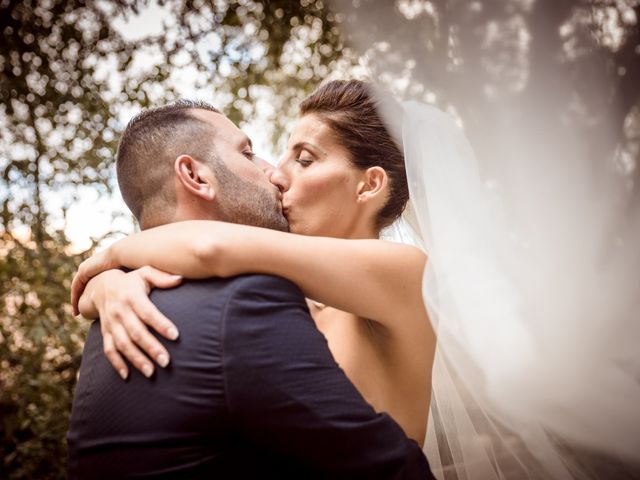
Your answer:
[299,80,409,231]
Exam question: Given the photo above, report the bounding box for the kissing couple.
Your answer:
[67,80,438,479]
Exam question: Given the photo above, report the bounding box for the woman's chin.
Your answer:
[288,224,305,235]
[288,221,314,237]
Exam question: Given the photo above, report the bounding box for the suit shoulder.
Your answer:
[149,275,305,318]
[225,274,305,302]
[221,274,310,338]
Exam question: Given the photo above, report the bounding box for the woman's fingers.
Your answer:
[139,265,183,290]
[102,333,129,381]
[86,265,183,378]
[110,322,155,378]
[122,305,171,368]
[100,294,171,377]
[136,267,182,341]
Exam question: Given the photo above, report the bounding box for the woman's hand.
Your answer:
[82,266,183,380]
[70,222,234,312]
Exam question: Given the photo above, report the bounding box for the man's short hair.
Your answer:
[116,99,221,226]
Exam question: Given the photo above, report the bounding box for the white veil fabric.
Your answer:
[382,101,640,479]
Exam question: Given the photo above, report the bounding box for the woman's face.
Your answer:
[271,114,364,238]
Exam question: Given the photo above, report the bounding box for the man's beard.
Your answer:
[214,165,289,232]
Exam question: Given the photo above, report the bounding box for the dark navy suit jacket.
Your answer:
[67,274,433,479]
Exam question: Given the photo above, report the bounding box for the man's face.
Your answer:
[191,109,288,232]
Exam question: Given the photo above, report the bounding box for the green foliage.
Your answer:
[0,230,86,480]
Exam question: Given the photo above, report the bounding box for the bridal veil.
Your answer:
[382,100,640,479]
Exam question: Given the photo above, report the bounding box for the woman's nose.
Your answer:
[269,165,289,193]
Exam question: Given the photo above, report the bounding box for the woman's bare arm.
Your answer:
[76,220,429,334]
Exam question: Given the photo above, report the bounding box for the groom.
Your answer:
[67,100,433,479]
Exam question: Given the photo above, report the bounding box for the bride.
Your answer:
[72,79,436,447]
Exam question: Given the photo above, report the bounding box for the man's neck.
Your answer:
[141,207,221,230]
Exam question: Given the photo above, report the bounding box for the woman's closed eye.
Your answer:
[295,153,315,167]
[295,158,313,167]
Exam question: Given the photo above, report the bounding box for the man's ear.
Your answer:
[174,154,215,201]
[356,166,388,203]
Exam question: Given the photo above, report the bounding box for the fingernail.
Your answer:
[157,354,169,368]
[167,327,179,340]
[142,365,154,378]
[118,369,128,380]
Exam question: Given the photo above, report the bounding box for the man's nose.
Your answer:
[254,156,276,178]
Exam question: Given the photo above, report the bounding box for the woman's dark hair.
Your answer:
[299,80,408,230]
